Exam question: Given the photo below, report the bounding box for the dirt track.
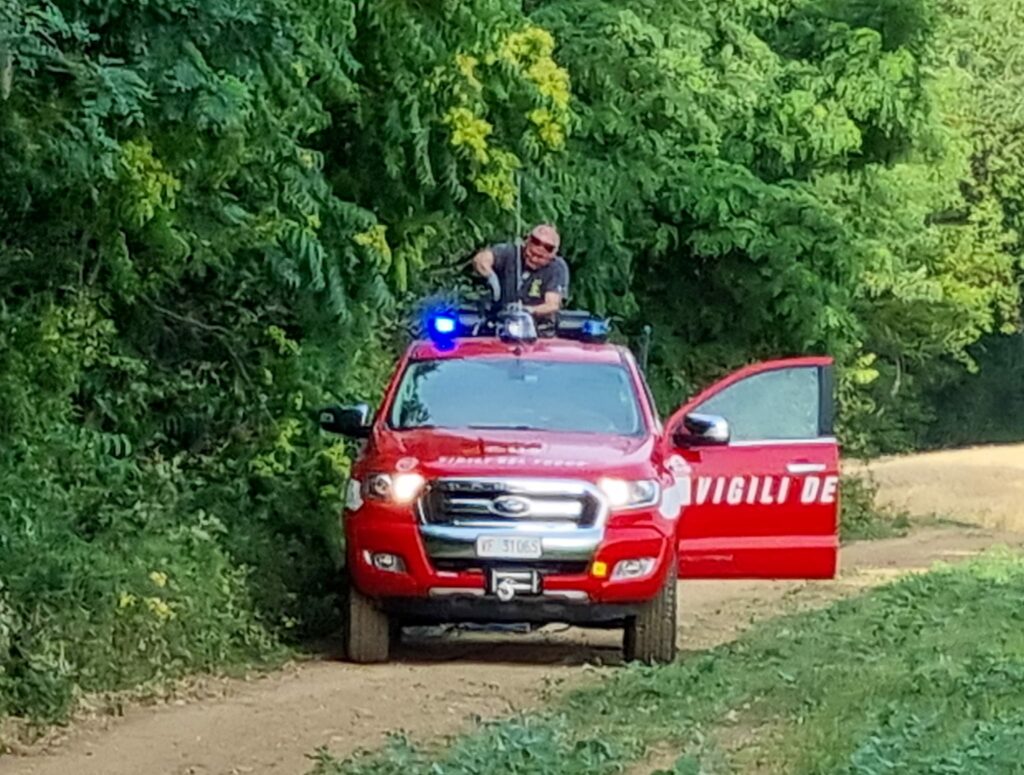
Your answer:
[2,445,1022,775]
[863,443,1024,530]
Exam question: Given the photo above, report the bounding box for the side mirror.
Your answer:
[672,412,730,448]
[317,403,372,439]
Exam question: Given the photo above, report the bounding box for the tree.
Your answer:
[0,0,569,719]
[526,0,1019,452]
[919,0,1024,447]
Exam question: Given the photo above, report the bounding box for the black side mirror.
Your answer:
[317,403,372,439]
[672,412,730,448]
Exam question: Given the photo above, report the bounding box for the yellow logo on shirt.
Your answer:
[529,279,542,297]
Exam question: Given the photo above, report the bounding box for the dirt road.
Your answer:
[2,444,1022,775]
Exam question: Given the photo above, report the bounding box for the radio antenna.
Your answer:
[514,171,523,310]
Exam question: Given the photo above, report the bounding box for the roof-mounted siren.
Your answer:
[422,308,460,350]
[498,308,537,343]
[581,317,610,342]
[555,310,611,343]
[429,313,457,336]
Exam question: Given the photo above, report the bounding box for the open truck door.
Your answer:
[663,357,839,579]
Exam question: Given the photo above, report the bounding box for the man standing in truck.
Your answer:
[472,224,570,327]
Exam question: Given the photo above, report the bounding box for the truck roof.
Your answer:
[407,337,630,365]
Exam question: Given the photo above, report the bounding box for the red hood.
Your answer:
[366,428,656,480]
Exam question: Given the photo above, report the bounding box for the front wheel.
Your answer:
[345,583,391,664]
[623,559,678,664]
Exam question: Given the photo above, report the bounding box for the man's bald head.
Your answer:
[524,224,560,269]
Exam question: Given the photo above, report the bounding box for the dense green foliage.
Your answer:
[0,0,1020,721]
[522,0,1020,453]
[311,550,1024,774]
[921,0,1024,447]
[0,0,574,720]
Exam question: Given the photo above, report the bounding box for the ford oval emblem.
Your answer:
[491,495,531,516]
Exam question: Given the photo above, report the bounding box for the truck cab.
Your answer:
[320,310,839,663]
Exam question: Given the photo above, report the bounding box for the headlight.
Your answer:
[392,473,426,503]
[598,478,660,509]
[363,473,426,504]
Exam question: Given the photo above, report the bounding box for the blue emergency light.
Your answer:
[581,318,610,340]
[419,308,462,351]
[430,315,457,335]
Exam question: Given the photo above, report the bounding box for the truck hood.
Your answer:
[370,428,656,480]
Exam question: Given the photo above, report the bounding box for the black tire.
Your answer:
[345,583,391,664]
[623,559,678,664]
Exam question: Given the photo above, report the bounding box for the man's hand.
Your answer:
[472,248,496,277]
[473,248,503,302]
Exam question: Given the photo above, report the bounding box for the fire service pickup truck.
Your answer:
[318,306,839,664]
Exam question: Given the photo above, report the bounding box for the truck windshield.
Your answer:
[389,358,645,435]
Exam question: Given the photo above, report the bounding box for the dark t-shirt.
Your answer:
[492,243,570,306]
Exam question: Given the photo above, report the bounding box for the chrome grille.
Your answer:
[418,478,602,528]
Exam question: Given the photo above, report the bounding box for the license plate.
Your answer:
[475,535,542,559]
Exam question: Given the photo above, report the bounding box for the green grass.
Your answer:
[310,549,1024,774]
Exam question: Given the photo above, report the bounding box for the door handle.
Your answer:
[787,462,827,474]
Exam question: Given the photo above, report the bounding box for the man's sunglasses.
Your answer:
[528,234,557,253]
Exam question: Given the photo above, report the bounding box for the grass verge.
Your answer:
[310,548,1024,774]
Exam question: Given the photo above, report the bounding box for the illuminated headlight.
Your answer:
[393,473,426,502]
[363,551,406,573]
[611,557,656,581]
[363,473,426,504]
[598,478,660,509]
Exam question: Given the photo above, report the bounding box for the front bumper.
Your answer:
[345,503,675,610]
[380,596,640,626]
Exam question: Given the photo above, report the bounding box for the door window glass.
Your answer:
[694,367,820,441]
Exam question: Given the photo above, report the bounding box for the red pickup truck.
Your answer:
[319,309,839,664]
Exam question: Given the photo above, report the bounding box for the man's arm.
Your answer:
[528,291,563,317]
[472,247,496,277]
[475,245,513,302]
[474,244,512,278]
[528,258,567,317]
